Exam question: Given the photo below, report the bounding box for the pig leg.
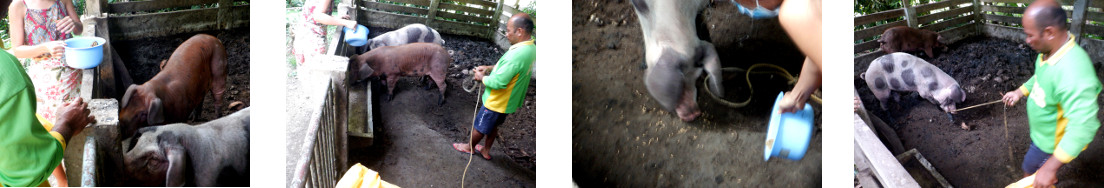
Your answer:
[431,72,447,105]
[385,74,399,101]
[210,44,229,116]
[924,47,936,59]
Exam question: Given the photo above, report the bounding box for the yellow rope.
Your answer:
[703,63,822,108]
[461,74,482,188]
[949,100,1003,113]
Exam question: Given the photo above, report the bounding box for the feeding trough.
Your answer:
[63,37,107,69]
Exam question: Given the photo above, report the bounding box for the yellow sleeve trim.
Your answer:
[1053,147,1075,163]
[49,131,66,150]
[1020,85,1030,96]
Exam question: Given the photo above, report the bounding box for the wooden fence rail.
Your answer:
[854,0,1104,63]
[86,0,250,41]
[354,0,532,49]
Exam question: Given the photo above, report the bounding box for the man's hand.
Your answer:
[472,66,494,81]
[52,98,94,142]
[1033,156,1062,188]
[1004,89,1025,106]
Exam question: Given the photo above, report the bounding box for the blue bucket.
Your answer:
[63,37,106,69]
[344,24,369,47]
[764,91,814,161]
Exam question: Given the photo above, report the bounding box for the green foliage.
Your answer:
[521,1,535,19]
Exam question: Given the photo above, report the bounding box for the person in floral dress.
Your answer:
[293,0,357,66]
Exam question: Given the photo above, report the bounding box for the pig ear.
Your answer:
[147,98,164,125]
[163,144,186,186]
[700,42,724,97]
[358,61,375,80]
[121,84,138,108]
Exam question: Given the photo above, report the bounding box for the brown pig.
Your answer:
[350,42,450,104]
[878,26,946,58]
[119,34,228,139]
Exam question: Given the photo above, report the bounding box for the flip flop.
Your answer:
[453,143,476,155]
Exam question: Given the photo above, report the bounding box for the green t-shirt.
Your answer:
[0,50,63,187]
[1019,35,1102,163]
[481,40,535,114]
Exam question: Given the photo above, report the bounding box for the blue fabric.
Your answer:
[473,105,508,135]
[733,0,779,19]
[1022,143,1052,175]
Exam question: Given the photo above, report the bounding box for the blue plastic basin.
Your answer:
[64,37,106,69]
[765,91,815,161]
[344,24,369,47]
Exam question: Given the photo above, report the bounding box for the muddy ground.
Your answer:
[114,28,252,121]
[285,26,536,187]
[855,37,1104,187]
[573,1,821,187]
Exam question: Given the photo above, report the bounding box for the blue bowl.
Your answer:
[765,91,815,161]
[64,37,106,69]
[344,24,369,47]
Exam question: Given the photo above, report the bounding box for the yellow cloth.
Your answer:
[1006,174,1056,188]
[335,163,399,188]
[36,114,64,150]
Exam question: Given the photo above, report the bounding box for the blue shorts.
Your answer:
[473,105,508,135]
[1022,143,1051,175]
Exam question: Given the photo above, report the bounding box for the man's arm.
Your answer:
[482,59,523,89]
[1051,79,1101,163]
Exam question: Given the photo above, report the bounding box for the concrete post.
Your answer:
[903,0,918,28]
[1070,0,1088,44]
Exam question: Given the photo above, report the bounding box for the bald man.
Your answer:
[1001,1,1101,187]
[452,13,535,160]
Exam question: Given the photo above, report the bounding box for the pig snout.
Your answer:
[645,51,703,122]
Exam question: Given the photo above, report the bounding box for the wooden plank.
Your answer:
[921,12,975,31]
[915,0,971,14]
[435,10,494,24]
[856,20,907,41]
[855,40,881,54]
[938,22,979,43]
[426,0,441,24]
[1086,11,1104,22]
[429,19,493,38]
[903,0,918,27]
[1084,24,1104,36]
[917,6,974,25]
[447,0,496,7]
[1080,39,1104,64]
[363,1,430,15]
[855,114,922,188]
[855,50,887,64]
[107,8,218,40]
[982,13,1022,25]
[363,10,427,28]
[980,0,1031,4]
[376,0,432,7]
[437,3,494,17]
[108,0,218,13]
[856,9,905,26]
[984,23,1027,41]
[980,5,1025,14]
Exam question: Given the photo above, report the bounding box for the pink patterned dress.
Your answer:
[21,0,79,122]
[292,0,328,66]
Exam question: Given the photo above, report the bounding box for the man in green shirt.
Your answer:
[452,13,535,160]
[0,48,95,187]
[1002,0,1101,187]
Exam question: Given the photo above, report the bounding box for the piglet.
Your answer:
[862,52,965,118]
[878,26,946,59]
[365,23,445,51]
[124,107,249,187]
[350,42,451,104]
[119,34,228,139]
